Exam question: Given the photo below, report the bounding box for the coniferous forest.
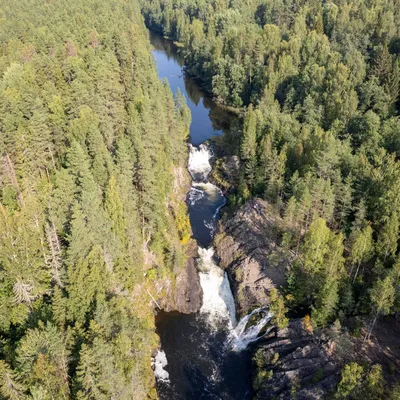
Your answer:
[140,0,400,397]
[2,0,400,398]
[140,0,400,333]
[0,0,191,398]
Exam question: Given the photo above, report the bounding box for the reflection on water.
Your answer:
[151,32,254,400]
[150,31,235,145]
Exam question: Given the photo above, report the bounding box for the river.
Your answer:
[151,32,271,400]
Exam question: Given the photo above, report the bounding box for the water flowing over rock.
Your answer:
[215,198,290,317]
[152,35,269,399]
[188,144,212,181]
[230,308,274,351]
[197,247,237,329]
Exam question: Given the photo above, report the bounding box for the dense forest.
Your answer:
[141,0,400,328]
[0,0,191,398]
[140,0,400,395]
[2,0,400,397]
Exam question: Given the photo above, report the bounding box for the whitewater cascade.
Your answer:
[152,36,273,399]
[230,309,274,351]
[153,350,170,383]
[188,144,212,181]
[188,143,273,348]
[197,247,237,329]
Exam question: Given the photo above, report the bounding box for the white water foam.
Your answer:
[196,248,274,348]
[230,308,273,351]
[197,247,237,329]
[188,144,212,181]
[153,350,170,383]
[187,186,205,206]
[192,182,225,202]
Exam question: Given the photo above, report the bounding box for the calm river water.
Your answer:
[151,32,255,400]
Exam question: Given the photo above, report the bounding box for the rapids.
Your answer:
[151,32,273,400]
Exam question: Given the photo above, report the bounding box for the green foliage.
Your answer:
[335,363,385,400]
[288,218,344,327]
[0,360,25,400]
[269,288,289,329]
[336,362,364,399]
[0,0,191,397]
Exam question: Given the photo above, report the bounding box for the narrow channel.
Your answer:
[151,32,271,400]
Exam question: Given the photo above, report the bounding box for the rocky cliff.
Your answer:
[254,319,342,399]
[154,165,202,314]
[158,240,202,314]
[215,198,289,317]
[214,198,345,398]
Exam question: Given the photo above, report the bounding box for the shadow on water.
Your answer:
[156,312,254,400]
[151,32,253,400]
[150,31,236,146]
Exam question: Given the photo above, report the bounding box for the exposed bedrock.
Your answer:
[214,198,289,317]
[254,319,341,400]
[155,165,203,314]
[156,240,202,314]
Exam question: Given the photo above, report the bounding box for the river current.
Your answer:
[150,32,271,400]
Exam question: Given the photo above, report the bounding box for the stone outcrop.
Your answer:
[156,241,202,314]
[215,198,290,317]
[173,241,202,313]
[254,319,341,400]
[155,165,202,314]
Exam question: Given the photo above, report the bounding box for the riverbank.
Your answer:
[148,28,244,116]
[150,31,267,400]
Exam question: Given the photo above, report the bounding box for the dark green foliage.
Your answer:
[0,0,190,397]
[140,0,400,337]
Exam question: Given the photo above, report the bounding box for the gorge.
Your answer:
[151,33,273,399]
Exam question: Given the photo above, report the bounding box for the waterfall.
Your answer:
[230,309,274,351]
[188,143,273,348]
[153,38,273,399]
[190,182,225,205]
[153,350,170,383]
[188,144,212,181]
[197,249,273,348]
[197,247,237,329]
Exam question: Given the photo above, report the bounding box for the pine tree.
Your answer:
[52,286,67,329]
[0,360,25,400]
[76,339,127,400]
[376,212,399,261]
[372,46,393,87]
[349,225,374,283]
[67,246,107,324]
[240,104,257,186]
[17,323,69,399]
[387,59,400,105]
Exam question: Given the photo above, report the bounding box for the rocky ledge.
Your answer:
[214,198,344,398]
[214,198,289,317]
[155,164,202,314]
[254,319,342,400]
[157,240,202,314]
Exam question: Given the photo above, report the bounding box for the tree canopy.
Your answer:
[0,0,191,398]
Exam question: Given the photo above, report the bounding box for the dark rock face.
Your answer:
[174,242,202,313]
[215,198,289,317]
[158,241,202,314]
[254,320,341,400]
[214,198,342,398]
[153,165,203,314]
